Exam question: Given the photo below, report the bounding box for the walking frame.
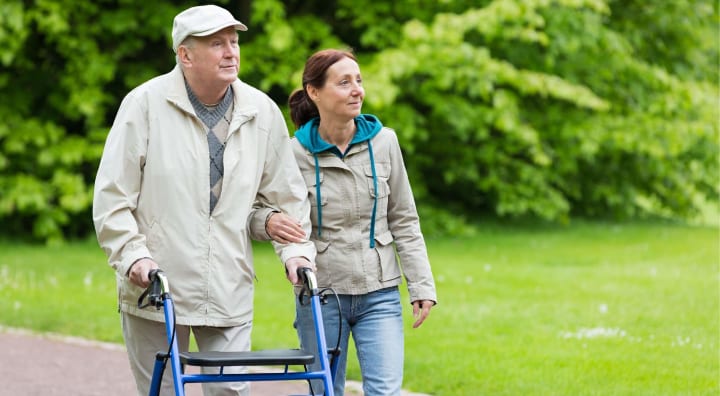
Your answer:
[139,267,338,396]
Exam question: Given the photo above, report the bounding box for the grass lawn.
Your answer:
[0,221,717,395]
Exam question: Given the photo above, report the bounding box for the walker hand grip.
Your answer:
[138,269,165,310]
[147,269,164,309]
[296,267,318,293]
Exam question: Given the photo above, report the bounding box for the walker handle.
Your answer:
[137,269,167,310]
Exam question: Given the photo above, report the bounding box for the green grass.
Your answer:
[0,221,717,395]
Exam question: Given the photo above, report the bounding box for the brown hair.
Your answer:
[288,49,358,128]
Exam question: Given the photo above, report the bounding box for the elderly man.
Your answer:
[92,5,315,395]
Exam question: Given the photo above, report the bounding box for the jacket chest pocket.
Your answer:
[364,164,390,217]
[302,170,328,207]
[363,163,391,197]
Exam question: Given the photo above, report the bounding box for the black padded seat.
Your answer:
[178,349,315,367]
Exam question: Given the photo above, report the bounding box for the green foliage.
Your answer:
[608,1,719,84]
[0,0,191,242]
[361,0,718,223]
[0,0,716,241]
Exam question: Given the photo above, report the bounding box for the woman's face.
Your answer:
[311,57,364,121]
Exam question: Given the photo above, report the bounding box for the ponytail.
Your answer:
[288,88,319,129]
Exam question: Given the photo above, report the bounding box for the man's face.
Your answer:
[183,27,240,86]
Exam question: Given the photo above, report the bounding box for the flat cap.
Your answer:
[172,5,247,53]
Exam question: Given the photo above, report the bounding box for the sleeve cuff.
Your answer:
[248,208,278,241]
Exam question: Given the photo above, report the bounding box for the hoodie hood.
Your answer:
[294,114,384,248]
[295,114,383,154]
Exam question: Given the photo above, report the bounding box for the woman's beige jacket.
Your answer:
[290,126,437,304]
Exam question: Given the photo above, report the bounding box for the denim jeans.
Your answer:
[294,286,404,396]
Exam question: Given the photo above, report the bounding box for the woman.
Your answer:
[269,49,437,396]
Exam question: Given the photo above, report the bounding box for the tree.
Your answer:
[0,0,716,242]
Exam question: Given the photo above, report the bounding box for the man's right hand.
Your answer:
[127,258,158,288]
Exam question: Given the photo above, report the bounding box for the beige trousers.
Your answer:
[121,312,251,396]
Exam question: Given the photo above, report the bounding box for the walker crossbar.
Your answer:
[145,268,336,396]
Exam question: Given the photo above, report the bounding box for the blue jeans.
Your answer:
[295,286,404,396]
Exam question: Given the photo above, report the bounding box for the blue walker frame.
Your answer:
[143,268,338,396]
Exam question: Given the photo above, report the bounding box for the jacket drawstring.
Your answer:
[313,154,323,238]
[368,140,378,248]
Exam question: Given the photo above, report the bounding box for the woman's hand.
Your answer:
[411,300,435,328]
[266,212,306,244]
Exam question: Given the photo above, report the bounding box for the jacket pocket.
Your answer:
[374,230,400,281]
[302,170,327,207]
[314,239,331,254]
[363,164,390,198]
[145,219,160,251]
[313,239,332,286]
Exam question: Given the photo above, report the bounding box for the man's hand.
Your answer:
[127,258,159,289]
[266,212,306,244]
[412,300,435,328]
[284,256,315,285]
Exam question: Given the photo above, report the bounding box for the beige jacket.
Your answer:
[93,66,315,326]
[290,126,436,304]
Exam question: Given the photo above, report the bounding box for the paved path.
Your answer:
[0,327,348,396]
[0,327,428,396]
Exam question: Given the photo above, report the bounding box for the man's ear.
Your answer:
[178,46,192,66]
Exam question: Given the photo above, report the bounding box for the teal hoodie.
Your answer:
[295,114,383,247]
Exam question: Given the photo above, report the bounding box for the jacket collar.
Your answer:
[165,65,258,127]
[295,114,383,155]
